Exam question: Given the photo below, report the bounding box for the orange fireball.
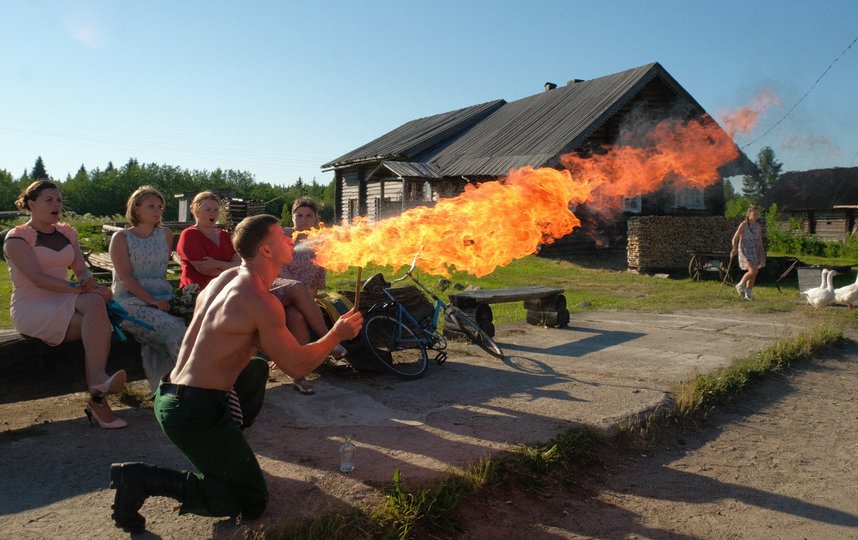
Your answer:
[304,112,753,277]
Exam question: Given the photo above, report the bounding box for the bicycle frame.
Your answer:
[379,287,445,351]
[364,253,504,364]
[378,255,448,359]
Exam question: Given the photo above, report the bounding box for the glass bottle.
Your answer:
[339,434,356,473]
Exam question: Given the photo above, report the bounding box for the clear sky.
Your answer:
[2,1,857,187]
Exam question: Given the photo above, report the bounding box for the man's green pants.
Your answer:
[154,357,269,518]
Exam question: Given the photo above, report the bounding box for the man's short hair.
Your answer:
[233,214,280,259]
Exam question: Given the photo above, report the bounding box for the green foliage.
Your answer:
[0,169,27,211]
[30,156,49,180]
[373,468,473,539]
[765,204,858,260]
[741,146,782,203]
[725,195,750,218]
[278,177,336,226]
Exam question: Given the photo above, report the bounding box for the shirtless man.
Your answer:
[108,214,363,533]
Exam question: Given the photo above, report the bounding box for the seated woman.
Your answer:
[176,191,239,290]
[270,197,346,395]
[4,180,127,429]
[109,186,187,392]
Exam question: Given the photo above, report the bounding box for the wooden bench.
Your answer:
[0,329,144,403]
[447,286,569,337]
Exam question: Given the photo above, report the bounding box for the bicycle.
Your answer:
[361,255,505,379]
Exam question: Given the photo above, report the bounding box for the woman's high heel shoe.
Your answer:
[89,370,127,397]
[85,395,128,429]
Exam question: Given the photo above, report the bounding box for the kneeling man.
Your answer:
[109,214,363,533]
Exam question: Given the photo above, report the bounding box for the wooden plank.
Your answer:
[0,329,143,403]
[449,286,563,305]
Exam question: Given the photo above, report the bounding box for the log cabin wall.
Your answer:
[813,210,849,241]
[339,169,361,225]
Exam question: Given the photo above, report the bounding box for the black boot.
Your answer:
[109,462,188,533]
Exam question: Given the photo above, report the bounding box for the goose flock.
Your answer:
[798,268,858,310]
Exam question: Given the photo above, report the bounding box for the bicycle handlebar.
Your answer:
[389,253,420,285]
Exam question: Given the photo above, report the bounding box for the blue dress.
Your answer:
[112,228,187,391]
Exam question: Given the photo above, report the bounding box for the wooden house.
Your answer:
[322,62,752,250]
[761,167,858,241]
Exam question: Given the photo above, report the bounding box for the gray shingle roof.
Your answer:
[322,100,505,169]
[322,62,748,178]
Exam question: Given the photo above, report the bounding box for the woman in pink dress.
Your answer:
[4,180,127,429]
[176,192,239,290]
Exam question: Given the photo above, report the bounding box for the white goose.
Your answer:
[800,269,839,309]
[834,271,858,309]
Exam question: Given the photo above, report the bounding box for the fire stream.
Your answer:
[301,109,767,277]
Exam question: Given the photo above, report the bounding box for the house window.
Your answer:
[348,198,359,221]
[622,196,642,213]
[674,187,704,210]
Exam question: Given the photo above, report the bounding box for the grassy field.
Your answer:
[2,251,857,330]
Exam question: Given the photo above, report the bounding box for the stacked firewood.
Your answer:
[222,199,267,231]
[627,216,741,271]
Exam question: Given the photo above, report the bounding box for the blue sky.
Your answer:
[2,1,857,187]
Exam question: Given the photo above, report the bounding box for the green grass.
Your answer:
[673,324,843,417]
[4,249,858,330]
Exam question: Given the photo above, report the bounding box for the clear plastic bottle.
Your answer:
[339,434,356,473]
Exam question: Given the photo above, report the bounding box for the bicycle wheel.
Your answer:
[362,315,429,379]
[445,306,505,359]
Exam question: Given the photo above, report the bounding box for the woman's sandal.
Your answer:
[89,370,127,397]
[85,395,128,429]
[293,380,315,395]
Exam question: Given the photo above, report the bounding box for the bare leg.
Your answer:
[65,293,127,428]
[746,266,759,288]
[284,306,311,345]
[283,306,314,394]
[64,293,113,389]
[279,284,330,338]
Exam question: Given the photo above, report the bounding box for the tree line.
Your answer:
[0,156,336,226]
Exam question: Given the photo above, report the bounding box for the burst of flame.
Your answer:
[719,90,781,137]
[304,166,591,277]
[562,114,739,204]
[303,114,742,277]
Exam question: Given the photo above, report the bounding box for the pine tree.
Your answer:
[31,156,49,180]
[741,146,782,204]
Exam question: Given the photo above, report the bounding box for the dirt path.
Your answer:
[455,340,858,539]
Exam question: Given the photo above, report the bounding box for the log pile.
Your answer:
[524,294,569,328]
[223,199,267,231]
[627,216,741,271]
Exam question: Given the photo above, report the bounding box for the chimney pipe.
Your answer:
[567,79,585,86]
[544,82,557,92]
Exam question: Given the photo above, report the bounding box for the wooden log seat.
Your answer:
[0,329,144,403]
[447,286,569,338]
